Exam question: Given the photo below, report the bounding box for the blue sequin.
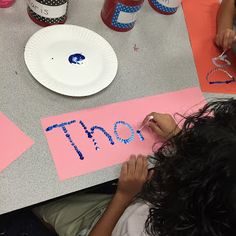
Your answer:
[63,127,84,160]
[136,130,144,141]
[46,126,53,131]
[46,120,76,132]
[114,121,135,144]
[59,122,68,127]
[62,126,67,133]
[79,120,115,151]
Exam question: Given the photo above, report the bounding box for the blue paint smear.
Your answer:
[68,53,85,64]
[136,130,144,141]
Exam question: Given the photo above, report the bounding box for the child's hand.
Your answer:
[143,112,180,140]
[215,28,236,51]
[117,155,149,202]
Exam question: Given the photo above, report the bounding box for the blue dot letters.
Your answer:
[45,119,145,160]
[114,121,135,144]
[79,120,115,151]
[149,0,178,14]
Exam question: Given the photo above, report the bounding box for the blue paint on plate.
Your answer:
[68,53,85,64]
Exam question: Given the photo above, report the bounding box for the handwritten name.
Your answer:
[46,120,145,160]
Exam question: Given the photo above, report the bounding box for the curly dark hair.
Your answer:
[141,98,236,236]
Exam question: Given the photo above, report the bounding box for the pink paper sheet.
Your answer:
[0,113,34,172]
[41,87,205,180]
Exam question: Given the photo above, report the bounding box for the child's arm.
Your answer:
[88,155,149,236]
[216,0,236,50]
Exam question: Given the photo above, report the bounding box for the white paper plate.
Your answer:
[24,25,118,97]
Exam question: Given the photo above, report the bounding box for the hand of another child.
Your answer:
[215,28,236,51]
[117,155,149,202]
[143,112,180,140]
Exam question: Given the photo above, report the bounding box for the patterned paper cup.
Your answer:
[27,0,68,27]
[148,0,182,15]
[101,0,144,32]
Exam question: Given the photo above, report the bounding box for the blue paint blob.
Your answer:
[68,120,76,125]
[62,127,67,133]
[46,126,53,131]
[68,53,85,64]
[59,122,67,127]
[136,130,144,141]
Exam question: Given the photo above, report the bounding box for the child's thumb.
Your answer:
[148,122,163,137]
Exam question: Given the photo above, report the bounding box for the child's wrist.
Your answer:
[114,191,134,206]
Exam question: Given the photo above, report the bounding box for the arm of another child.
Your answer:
[216,0,236,50]
[88,155,149,236]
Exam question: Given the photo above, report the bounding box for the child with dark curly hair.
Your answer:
[33,98,236,236]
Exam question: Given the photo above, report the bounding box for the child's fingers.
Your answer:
[150,113,170,128]
[127,155,136,175]
[120,161,128,178]
[223,30,235,50]
[141,156,148,179]
[228,32,236,47]
[223,32,229,50]
[217,33,224,49]
[215,33,221,47]
[135,155,144,176]
[148,121,164,136]
[142,112,156,125]
[135,155,147,175]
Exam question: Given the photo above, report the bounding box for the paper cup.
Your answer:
[148,0,182,15]
[27,0,68,27]
[101,0,144,32]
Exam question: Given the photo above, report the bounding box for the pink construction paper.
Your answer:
[0,113,34,172]
[41,87,205,180]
